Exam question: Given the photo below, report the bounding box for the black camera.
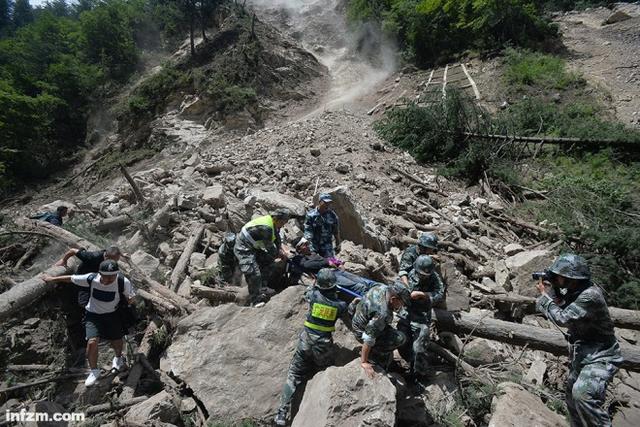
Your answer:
[532,271,550,281]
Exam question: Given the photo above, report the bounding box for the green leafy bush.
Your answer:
[347,0,557,66]
[504,48,583,90]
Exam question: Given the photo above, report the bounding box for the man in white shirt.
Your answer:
[44,260,136,386]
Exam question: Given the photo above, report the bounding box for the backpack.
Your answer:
[85,273,137,333]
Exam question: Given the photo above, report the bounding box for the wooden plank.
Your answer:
[461,63,481,100]
[442,64,449,99]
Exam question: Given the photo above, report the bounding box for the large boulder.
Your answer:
[124,391,181,425]
[202,185,226,208]
[291,359,397,427]
[489,382,567,427]
[325,186,389,252]
[504,250,554,297]
[16,401,67,426]
[247,189,307,218]
[131,250,161,277]
[161,287,356,424]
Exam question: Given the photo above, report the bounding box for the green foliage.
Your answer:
[12,0,35,29]
[204,74,257,114]
[348,0,557,66]
[457,378,497,421]
[504,48,583,90]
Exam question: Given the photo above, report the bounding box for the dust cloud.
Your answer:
[248,0,397,113]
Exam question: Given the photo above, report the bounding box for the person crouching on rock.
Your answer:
[351,283,411,379]
[274,269,356,426]
[43,260,136,387]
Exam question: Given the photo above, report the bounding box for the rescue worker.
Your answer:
[234,209,291,305]
[303,193,340,257]
[536,254,623,427]
[351,283,410,378]
[399,232,438,286]
[274,269,354,426]
[397,255,445,379]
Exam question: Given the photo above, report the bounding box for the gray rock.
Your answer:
[125,391,180,425]
[202,185,226,208]
[603,10,632,25]
[325,186,389,252]
[489,382,567,427]
[494,259,511,291]
[505,250,554,296]
[17,401,66,426]
[310,148,321,157]
[247,189,307,218]
[463,338,507,366]
[189,252,206,271]
[335,162,350,174]
[338,240,368,265]
[162,287,350,424]
[291,359,396,427]
[131,250,160,277]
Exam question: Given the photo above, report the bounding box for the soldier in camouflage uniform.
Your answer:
[234,209,291,305]
[351,283,411,378]
[399,233,438,286]
[303,193,340,257]
[274,269,354,426]
[536,254,623,427]
[216,232,237,284]
[397,255,445,377]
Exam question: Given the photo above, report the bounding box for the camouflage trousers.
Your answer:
[354,326,406,367]
[277,330,334,418]
[397,316,431,375]
[566,361,618,427]
[233,238,275,303]
[217,238,237,283]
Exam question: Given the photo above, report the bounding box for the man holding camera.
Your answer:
[535,254,623,427]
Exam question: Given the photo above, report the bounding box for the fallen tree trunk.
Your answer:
[86,396,148,415]
[11,218,195,314]
[0,263,74,321]
[480,294,640,331]
[126,197,175,250]
[120,317,162,401]
[93,215,132,233]
[170,224,205,291]
[433,309,640,372]
[191,284,239,304]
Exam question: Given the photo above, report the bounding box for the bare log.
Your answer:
[170,224,205,291]
[6,364,51,372]
[456,131,640,149]
[433,309,640,371]
[120,317,162,401]
[480,294,640,331]
[191,284,239,304]
[14,244,39,270]
[0,264,73,321]
[120,164,145,205]
[427,341,476,376]
[126,197,175,250]
[0,373,85,394]
[85,395,148,415]
[388,166,447,196]
[93,215,132,233]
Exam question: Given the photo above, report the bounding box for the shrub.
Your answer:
[504,48,583,90]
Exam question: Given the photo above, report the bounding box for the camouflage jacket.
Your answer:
[537,284,623,366]
[303,208,339,253]
[399,245,420,277]
[351,285,394,347]
[399,269,445,319]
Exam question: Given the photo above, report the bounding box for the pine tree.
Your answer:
[0,0,12,35]
[12,0,33,29]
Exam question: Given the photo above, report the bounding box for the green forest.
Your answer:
[0,0,221,194]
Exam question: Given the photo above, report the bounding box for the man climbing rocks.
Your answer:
[234,209,291,305]
[399,232,438,286]
[54,245,122,357]
[43,260,136,387]
[536,254,623,427]
[351,283,410,378]
[304,193,340,257]
[397,255,445,380]
[274,269,355,426]
[30,205,68,227]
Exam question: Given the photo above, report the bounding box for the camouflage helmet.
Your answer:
[388,283,411,306]
[418,233,438,250]
[414,255,435,275]
[548,254,591,281]
[316,268,337,290]
[271,208,291,221]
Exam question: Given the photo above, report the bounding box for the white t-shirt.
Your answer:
[71,273,136,314]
